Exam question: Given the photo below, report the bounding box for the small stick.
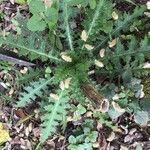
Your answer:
[0,54,35,66]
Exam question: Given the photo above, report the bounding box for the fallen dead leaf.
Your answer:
[107,132,115,142]
[0,123,10,144]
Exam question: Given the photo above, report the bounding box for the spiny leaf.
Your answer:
[87,0,105,37]
[17,78,53,107]
[41,90,69,142]
[63,1,74,51]
[0,35,61,62]
[95,6,146,50]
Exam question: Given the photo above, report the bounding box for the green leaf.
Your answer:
[89,0,96,9]
[0,35,61,62]
[68,135,77,144]
[17,78,53,107]
[45,7,58,29]
[87,0,105,36]
[15,0,26,4]
[77,104,86,115]
[136,144,143,150]
[66,0,88,6]
[108,107,124,119]
[28,0,45,14]
[85,131,98,143]
[27,15,46,31]
[63,1,74,51]
[140,99,150,111]
[134,111,149,126]
[41,90,69,142]
[95,6,146,50]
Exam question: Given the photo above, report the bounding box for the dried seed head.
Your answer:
[112,94,119,100]
[61,52,72,62]
[60,78,72,90]
[20,67,28,74]
[50,93,59,100]
[84,44,94,50]
[44,0,53,8]
[108,39,117,48]
[64,78,72,89]
[99,49,105,58]
[146,1,150,10]
[81,30,88,42]
[143,62,150,68]
[112,11,119,20]
[95,60,104,68]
